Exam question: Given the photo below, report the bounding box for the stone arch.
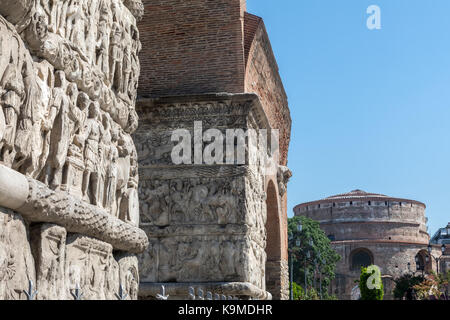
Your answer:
[264,178,283,299]
[415,250,432,274]
[349,248,374,271]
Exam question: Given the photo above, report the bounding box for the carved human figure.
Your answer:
[48,0,63,33]
[83,0,99,62]
[99,0,113,29]
[68,0,86,54]
[141,180,169,226]
[45,71,78,188]
[65,0,83,40]
[39,0,52,26]
[58,0,70,37]
[34,61,55,180]
[82,102,102,205]
[13,59,37,175]
[115,131,131,218]
[128,24,140,101]
[96,20,110,82]
[109,22,123,90]
[121,44,131,95]
[104,124,119,216]
[0,57,24,167]
[119,135,139,225]
[124,266,139,300]
[24,10,49,50]
[170,179,192,223]
[95,114,110,208]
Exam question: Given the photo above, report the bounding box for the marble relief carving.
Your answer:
[0,0,146,300]
[0,0,141,221]
[135,96,272,298]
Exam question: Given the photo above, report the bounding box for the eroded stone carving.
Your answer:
[277,165,292,197]
[31,224,67,300]
[0,0,142,223]
[0,206,36,300]
[135,95,272,299]
[65,234,116,300]
[0,0,145,300]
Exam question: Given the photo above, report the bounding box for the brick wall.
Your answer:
[138,0,246,97]
[244,13,291,166]
[137,2,291,164]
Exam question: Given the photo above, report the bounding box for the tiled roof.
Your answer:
[294,189,426,210]
[244,12,262,68]
[326,189,389,200]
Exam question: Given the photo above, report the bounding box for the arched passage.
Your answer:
[415,250,432,274]
[265,180,283,299]
[349,248,374,271]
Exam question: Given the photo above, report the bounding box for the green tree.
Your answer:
[292,282,304,300]
[433,270,450,297]
[393,273,425,300]
[359,266,384,300]
[288,216,340,299]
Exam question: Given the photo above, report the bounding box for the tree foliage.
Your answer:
[393,274,425,300]
[292,282,304,300]
[288,216,340,298]
[412,271,450,300]
[393,271,450,300]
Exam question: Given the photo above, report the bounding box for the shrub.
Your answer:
[359,265,384,300]
[292,282,304,300]
[393,274,424,300]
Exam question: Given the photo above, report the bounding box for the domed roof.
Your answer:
[294,189,426,209]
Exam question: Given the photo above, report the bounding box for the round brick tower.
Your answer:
[293,189,434,300]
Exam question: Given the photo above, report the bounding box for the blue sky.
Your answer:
[247,0,450,235]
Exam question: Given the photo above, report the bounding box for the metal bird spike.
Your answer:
[206,291,213,300]
[197,288,204,300]
[156,285,169,300]
[71,283,83,300]
[24,280,38,300]
[116,284,128,300]
[188,287,196,300]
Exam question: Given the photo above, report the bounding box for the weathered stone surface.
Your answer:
[0,206,36,300]
[117,252,140,300]
[135,94,282,299]
[30,224,67,300]
[0,0,145,300]
[18,176,148,254]
[65,234,117,300]
[0,1,141,215]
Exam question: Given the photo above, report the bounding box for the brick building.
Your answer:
[135,0,291,299]
[294,190,438,300]
[430,223,450,273]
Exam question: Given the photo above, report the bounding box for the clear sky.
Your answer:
[247,0,450,235]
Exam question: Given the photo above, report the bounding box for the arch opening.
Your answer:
[350,248,374,271]
[415,250,432,274]
[265,180,282,299]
